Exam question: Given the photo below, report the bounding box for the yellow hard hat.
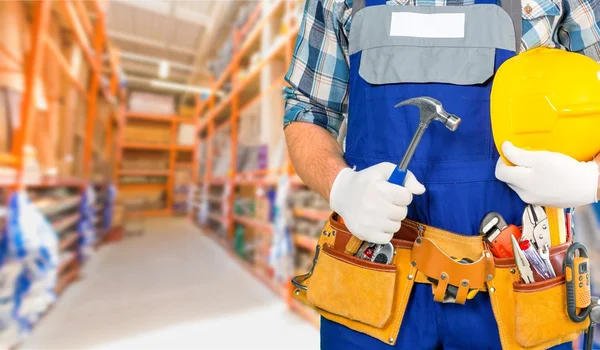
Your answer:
[491,47,600,164]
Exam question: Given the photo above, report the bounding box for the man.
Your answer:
[283,0,600,348]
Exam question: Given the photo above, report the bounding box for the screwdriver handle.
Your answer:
[388,167,407,186]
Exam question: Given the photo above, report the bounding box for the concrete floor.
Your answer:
[21,218,319,349]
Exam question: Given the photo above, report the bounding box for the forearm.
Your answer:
[285,122,348,202]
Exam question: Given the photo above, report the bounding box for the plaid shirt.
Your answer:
[283,0,600,137]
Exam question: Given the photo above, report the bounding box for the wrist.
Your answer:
[329,167,354,212]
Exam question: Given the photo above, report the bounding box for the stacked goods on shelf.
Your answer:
[121,150,169,171]
[212,125,232,178]
[128,91,176,115]
[124,120,171,145]
[173,151,193,215]
[120,190,165,212]
[177,123,195,146]
[178,95,196,120]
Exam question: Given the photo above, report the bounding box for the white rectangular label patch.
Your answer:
[390,12,465,38]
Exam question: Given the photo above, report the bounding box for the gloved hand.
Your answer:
[330,162,425,244]
[495,142,599,208]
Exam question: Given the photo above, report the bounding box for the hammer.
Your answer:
[344,97,461,256]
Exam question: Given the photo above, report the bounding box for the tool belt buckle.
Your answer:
[411,237,496,305]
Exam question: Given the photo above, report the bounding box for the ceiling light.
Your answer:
[150,80,223,97]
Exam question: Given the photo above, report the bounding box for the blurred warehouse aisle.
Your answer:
[20,218,319,350]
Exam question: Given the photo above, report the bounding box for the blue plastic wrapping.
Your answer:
[78,185,97,258]
[2,191,59,337]
[270,175,294,284]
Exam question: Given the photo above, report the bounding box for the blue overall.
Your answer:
[320,0,572,348]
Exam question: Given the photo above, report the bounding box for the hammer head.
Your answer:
[395,97,461,131]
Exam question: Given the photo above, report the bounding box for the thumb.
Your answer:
[367,162,398,179]
[403,171,426,195]
[502,142,538,167]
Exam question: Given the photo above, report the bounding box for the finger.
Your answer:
[502,142,538,167]
[495,157,531,185]
[377,219,402,235]
[381,203,408,222]
[506,184,535,205]
[377,181,413,206]
[404,171,426,195]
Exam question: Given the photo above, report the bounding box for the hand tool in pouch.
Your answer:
[479,212,521,258]
[522,205,557,277]
[355,241,395,264]
[511,235,535,284]
[563,242,592,323]
[344,97,461,256]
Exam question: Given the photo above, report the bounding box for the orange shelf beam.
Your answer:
[198,25,299,133]
[55,262,79,295]
[293,209,331,221]
[125,209,171,218]
[118,183,167,191]
[61,1,98,74]
[0,153,17,165]
[58,253,78,274]
[294,234,318,251]
[59,232,80,251]
[176,146,195,152]
[73,0,92,37]
[122,143,171,151]
[13,1,51,189]
[126,112,178,123]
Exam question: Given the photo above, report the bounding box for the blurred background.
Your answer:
[0,0,321,348]
[2,1,600,349]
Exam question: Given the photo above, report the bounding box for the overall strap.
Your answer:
[501,0,522,52]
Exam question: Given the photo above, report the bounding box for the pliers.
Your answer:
[511,235,535,283]
[522,205,556,278]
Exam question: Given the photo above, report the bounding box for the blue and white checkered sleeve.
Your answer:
[559,0,600,61]
[283,0,352,137]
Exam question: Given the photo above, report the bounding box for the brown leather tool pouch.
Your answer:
[488,242,589,349]
[292,213,416,345]
[411,233,495,305]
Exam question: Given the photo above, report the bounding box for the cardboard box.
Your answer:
[0,1,28,92]
[177,124,195,145]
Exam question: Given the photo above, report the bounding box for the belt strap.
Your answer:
[501,0,522,53]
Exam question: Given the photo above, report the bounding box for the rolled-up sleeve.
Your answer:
[283,0,352,138]
[559,0,600,61]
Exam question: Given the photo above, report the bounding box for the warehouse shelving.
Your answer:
[117,108,195,217]
[0,0,123,344]
[193,0,319,327]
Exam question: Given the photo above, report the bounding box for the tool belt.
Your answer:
[292,213,589,349]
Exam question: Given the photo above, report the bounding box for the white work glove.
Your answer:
[495,142,599,208]
[330,162,425,244]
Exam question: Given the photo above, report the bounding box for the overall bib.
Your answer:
[320,0,572,348]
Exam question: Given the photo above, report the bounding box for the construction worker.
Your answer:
[283,0,600,349]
